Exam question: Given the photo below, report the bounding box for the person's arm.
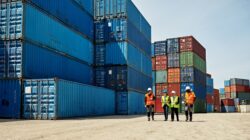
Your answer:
[177,97,180,104]
[144,96,147,106]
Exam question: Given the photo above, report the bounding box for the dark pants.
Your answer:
[185,104,193,121]
[163,105,169,120]
[146,105,154,119]
[171,108,179,121]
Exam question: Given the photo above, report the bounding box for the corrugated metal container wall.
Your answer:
[237,93,250,101]
[167,38,179,53]
[168,53,179,68]
[156,83,167,96]
[219,88,225,94]
[23,79,115,119]
[155,55,167,70]
[152,71,155,84]
[221,99,235,106]
[230,78,244,85]
[221,106,235,113]
[181,83,206,99]
[152,58,156,70]
[151,44,155,57]
[231,85,247,92]
[206,76,214,87]
[225,93,231,98]
[224,80,230,87]
[206,104,214,113]
[25,0,94,40]
[180,67,206,86]
[0,40,93,84]
[168,83,180,96]
[0,2,93,64]
[168,68,180,83]
[155,96,164,113]
[0,79,21,118]
[225,87,231,93]
[116,91,146,115]
[155,70,167,83]
[154,41,167,56]
[180,52,206,73]
[179,36,206,60]
[194,98,206,113]
[94,67,106,87]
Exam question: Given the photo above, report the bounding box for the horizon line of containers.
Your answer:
[0,0,152,119]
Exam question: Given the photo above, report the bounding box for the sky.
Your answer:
[132,0,250,88]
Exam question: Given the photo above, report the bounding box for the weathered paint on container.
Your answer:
[168,83,181,96]
[168,68,180,83]
[155,96,164,113]
[116,91,146,115]
[180,67,206,86]
[0,79,21,118]
[23,78,115,119]
[0,2,93,64]
[154,41,167,56]
[155,70,167,84]
[168,53,179,68]
[156,83,167,96]
[167,38,179,53]
[180,52,206,73]
[0,40,93,84]
[155,55,167,70]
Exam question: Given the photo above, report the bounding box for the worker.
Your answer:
[184,86,196,122]
[145,87,155,121]
[170,91,180,121]
[161,89,170,121]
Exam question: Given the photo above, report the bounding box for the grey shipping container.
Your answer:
[167,38,179,53]
[154,41,167,56]
[168,53,180,68]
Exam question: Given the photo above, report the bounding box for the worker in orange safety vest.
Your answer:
[184,86,196,122]
[145,87,155,121]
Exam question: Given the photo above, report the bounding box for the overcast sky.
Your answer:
[132,0,250,88]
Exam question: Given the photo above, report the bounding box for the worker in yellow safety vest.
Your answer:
[170,91,180,121]
[161,89,170,121]
[184,86,196,122]
[145,87,155,121]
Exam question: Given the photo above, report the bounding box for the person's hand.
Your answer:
[145,105,147,108]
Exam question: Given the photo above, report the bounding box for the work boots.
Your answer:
[190,112,193,122]
[185,111,188,121]
[148,117,150,121]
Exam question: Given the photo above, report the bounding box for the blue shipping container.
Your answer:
[181,82,206,99]
[221,106,235,113]
[0,2,93,64]
[167,38,179,53]
[181,66,206,86]
[0,79,21,118]
[23,78,115,119]
[224,80,230,87]
[206,76,214,87]
[206,86,214,94]
[219,88,225,94]
[95,18,151,56]
[0,40,93,84]
[151,43,155,57]
[116,91,146,115]
[94,0,151,41]
[206,104,214,113]
[95,41,152,77]
[154,41,167,56]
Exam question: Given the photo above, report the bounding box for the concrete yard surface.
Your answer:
[0,113,250,140]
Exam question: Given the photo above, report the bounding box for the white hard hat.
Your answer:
[147,87,152,91]
[171,91,176,94]
[185,86,191,91]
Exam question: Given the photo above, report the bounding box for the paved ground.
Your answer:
[0,113,250,140]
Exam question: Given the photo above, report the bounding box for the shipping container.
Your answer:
[206,104,214,113]
[94,0,151,41]
[152,71,155,84]
[206,76,214,87]
[224,80,230,87]
[181,83,206,99]
[0,79,21,118]
[220,94,226,99]
[221,106,235,113]
[213,94,220,106]
[214,89,219,95]
[116,91,146,115]
[23,0,94,40]
[194,98,206,113]
[154,41,167,56]
[94,42,151,76]
[152,58,156,70]
[167,38,179,53]
[168,53,179,68]
[168,83,180,96]
[95,66,151,93]
[23,78,115,119]
[155,96,164,113]
[168,68,180,83]
[155,70,167,84]
[230,78,245,86]
[180,52,206,73]
[0,2,94,64]
[207,86,214,94]
[151,43,155,57]
[225,87,231,93]
[237,92,250,101]
[155,55,167,70]
[230,85,247,92]
[221,99,235,106]
[179,36,206,60]
[206,94,213,104]
[225,93,231,98]
[214,105,220,112]
[155,83,168,96]
[180,67,206,85]
[219,88,225,94]
[0,40,93,84]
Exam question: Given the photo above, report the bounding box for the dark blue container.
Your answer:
[206,86,214,94]
[154,41,167,56]
[181,82,206,99]
[0,79,21,118]
[181,67,206,86]
[0,40,93,84]
[26,0,94,40]
[116,91,146,115]
[167,38,179,53]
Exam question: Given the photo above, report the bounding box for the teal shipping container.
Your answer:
[23,78,115,120]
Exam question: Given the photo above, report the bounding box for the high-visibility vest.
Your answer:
[161,96,170,107]
[185,92,196,105]
[170,96,180,108]
[145,93,155,105]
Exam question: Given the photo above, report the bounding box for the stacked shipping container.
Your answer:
[94,0,152,115]
[0,0,117,119]
[206,74,214,112]
[152,36,207,113]
[213,89,220,112]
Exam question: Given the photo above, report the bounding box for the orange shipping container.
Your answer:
[152,57,156,70]
[214,89,219,95]
[168,68,180,83]
[230,85,247,92]
[225,93,231,98]
[155,55,167,70]
[156,83,168,96]
[225,86,231,93]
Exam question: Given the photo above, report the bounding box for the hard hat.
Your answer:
[185,86,191,91]
[147,87,152,91]
[171,91,176,94]
[162,89,168,93]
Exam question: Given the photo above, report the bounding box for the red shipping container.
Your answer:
[168,68,180,83]
[168,83,181,96]
[156,83,168,96]
[225,93,231,98]
[179,36,206,60]
[152,57,156,70]
[221,99,235,106]
[206,94,213,104]
[213,94,220,106]
[214,89,219,95]
[155,96,164,113]
[230,85,247,92]
[155,55,167,70]
[225,86,231,93]
[214,105,221,112]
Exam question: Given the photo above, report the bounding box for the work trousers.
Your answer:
[171,108,179,121]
